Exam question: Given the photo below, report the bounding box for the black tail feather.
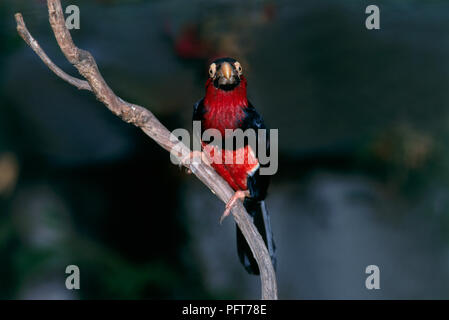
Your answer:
[236,200,276,275]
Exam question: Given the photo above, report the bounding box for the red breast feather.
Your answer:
[203,76,248,136]
[202,76,258,191]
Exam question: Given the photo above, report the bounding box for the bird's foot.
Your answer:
[179,150,209,174]
[220,190,250,224]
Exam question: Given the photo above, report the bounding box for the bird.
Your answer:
[190,57,276,275]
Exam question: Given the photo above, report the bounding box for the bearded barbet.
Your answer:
[191,57,276,275]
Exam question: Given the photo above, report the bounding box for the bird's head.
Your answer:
[208,57,243,91]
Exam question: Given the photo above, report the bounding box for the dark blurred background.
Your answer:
[0,0,448,299]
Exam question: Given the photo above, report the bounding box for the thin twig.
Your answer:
[15,0,278,300]
[15,13,91,91]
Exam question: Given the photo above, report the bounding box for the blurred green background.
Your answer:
[0,0,448,299]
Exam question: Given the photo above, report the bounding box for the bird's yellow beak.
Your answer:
[221,62,232,80]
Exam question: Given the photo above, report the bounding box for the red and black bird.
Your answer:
[192,57,276,275]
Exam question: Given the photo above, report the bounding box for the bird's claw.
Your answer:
[220,190,250,224]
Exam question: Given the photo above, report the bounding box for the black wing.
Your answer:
[192,98,206,142]
[241,101,266,131]
[193,98,205,122]
[240,101,270,201]
[241,101,270,164]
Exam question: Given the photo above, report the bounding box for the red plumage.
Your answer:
[203,76,248,136]
[202,143,259,191]
[202,75,259,191]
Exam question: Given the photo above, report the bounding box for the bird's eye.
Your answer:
[209,63,216,78]
[234,62,243,75]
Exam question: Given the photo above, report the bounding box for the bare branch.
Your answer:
[15,0,278,300]
[15,13,91,91]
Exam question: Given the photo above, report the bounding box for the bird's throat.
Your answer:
[203,77,248,134]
